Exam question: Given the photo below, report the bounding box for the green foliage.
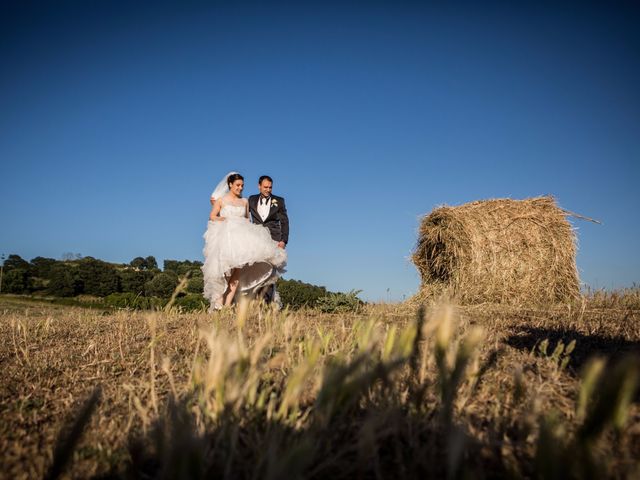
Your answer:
[2,268,30,294]
[129,256,159,271]
[316,290,363,313]
[186,276,204,294]
[163,260,179,274]
[145,256,158,270]
[276,279,364,311]
[1,254,365,314]
[173,293,209,312]
[28,276,49,292]
[163,259,202,276]
[48,296,110,310]
[30,256,57,278]
[104,292,135,309]
[48,264,81,297]
[77,258,120,296]
[129,257,147,270]
[3,254,30,272]
[104,292,165,310]
[277,278,328,309]
[119,269,153,295]
[145,272,179,298]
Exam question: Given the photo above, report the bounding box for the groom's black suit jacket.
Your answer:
[248,194,289,245]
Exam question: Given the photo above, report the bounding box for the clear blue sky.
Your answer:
[1,1,639,301]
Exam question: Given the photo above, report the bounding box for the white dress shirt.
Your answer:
[257,196,271,221]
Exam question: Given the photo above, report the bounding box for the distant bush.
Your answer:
[145,273,178,298]
[30,256,57,278]
[47,264,81,297]
[173,294,209,312]
[3,254,30,272]
[119,269,153,295]
[2,268,30,294]
[276,278,328,309]
[186,276,204,294]
[77,258,120,296]
[104,292,165,310]
[164,259,203,276]
[129,256,158,271]
[316,290,364,313]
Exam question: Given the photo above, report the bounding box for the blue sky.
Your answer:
[1,1,639,300]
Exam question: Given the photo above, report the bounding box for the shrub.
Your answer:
[186,276,204,294]
[164,259,202,276]
[77,258,120,296]
[2,254,30,272]
[104,292,165,310]
[145,273,178,298]
[316,290,364,313]
[129,256,159,271]
[119,269,153,295]
[277,278,328,309]
[30,256,57,278]
[2,268,29,294]
[48,264,81,297]
[172,293,209,312]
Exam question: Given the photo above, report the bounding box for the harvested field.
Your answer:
[0,294,639,479]
[413,196,581,305]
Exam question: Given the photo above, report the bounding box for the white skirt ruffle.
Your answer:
[202,217,287,309]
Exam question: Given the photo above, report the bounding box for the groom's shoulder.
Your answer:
[248,194,259,201]
[273,194,285,202]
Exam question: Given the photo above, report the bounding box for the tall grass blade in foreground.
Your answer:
[45,386,102,480]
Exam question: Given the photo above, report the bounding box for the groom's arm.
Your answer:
[247,196,257,223]
[278,197,289,245]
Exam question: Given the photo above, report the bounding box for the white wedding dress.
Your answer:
[202,201,287,310]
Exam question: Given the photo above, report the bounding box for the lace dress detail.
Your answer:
[202,200,287,310]
[220,203,248,220]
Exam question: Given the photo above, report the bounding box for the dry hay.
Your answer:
[412,196,580,305]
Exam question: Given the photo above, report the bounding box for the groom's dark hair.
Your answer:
[258,175,273,184]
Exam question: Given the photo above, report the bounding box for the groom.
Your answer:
[249,175,289,305]
[249,175,289,248]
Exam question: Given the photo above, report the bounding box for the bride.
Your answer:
[202,172,287,310]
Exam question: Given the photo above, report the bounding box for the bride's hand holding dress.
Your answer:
[209,198,228,222]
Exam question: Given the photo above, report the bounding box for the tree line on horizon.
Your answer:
[0,254,362,311]
[0,254,198,297]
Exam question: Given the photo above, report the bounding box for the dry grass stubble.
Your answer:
[0,295,639,478]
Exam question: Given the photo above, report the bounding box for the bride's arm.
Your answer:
[209,199,225,221]
[244,199,249,218]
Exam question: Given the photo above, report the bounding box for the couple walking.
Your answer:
[202,172,289,310]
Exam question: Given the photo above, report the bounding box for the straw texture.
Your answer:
[412,196,580,305]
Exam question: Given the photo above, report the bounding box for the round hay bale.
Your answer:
[412,196,580,305]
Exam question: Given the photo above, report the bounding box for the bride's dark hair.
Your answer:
[227,173,244,186]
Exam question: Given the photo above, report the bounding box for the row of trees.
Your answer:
[1,254,362,311]
[0,254,203,298]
